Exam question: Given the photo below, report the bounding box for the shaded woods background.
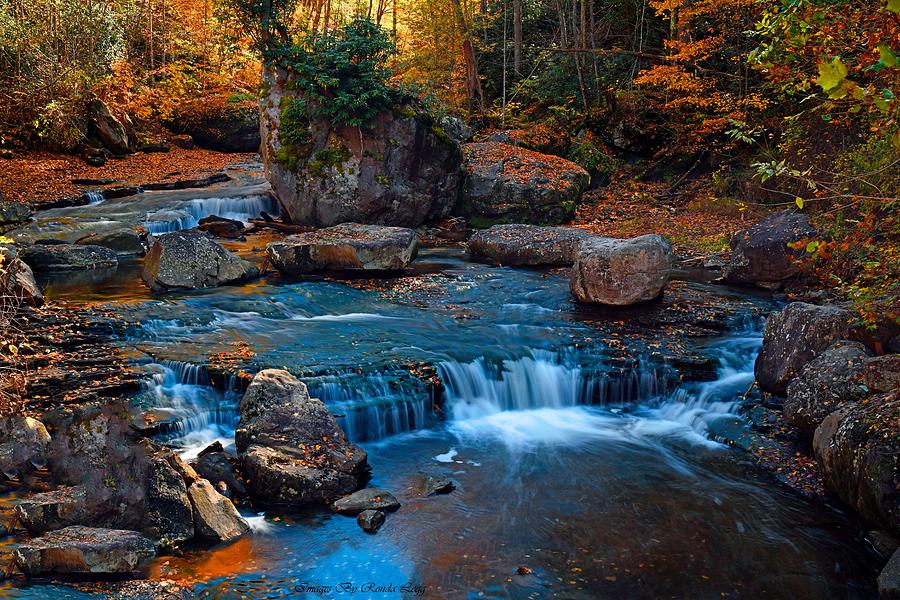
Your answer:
[0,0,897,321]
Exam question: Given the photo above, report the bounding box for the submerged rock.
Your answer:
[198,215,246,239]
[723,211,816,287]
[14,526,155,576]
[0,416,50,480]
[813,392,900,535]
[784,341,871,433]
[357,509,386,533]
[76,228,148,256]
[267,223,418,274]
[332,489,401,515]
[20,243,117,272]
[754,302,854,395]
[468,224,592,266]
[260,66,460,227]
[142,231,258,291]
[236,369,368,507]
[460,142,589,226]
[570,234,673,305]
[186,479,250,544]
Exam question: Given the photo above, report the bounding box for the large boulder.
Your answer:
[0,416,50,479]
[186,479,250,544]
[20,243,117,272]
[813,392,900,535]
[783,341,871,433]
[260,67,461,228]
[87,99,132,155]
[76,229,148,257]
[570,235,673,305]
[14,526,155,576]
[142,231,258,291]
[459,142,589,226]
[754,302,854,395]
[863,354,900,394]
[0,248,43,307]
[267,223,417,275]
[15,486,99,533]
[236,369,368,507]
[723,211,816,286]
[198,215,246,239]
[468,224,592,267]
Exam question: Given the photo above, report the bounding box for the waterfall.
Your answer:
[85,190,105,205]
[142,211,199,235]
[437,350,669,422]
[185,194,280,223]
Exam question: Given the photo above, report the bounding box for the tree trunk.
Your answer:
[451,0,486,112]
[513,0,522,76]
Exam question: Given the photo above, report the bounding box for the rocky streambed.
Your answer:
[0,169,895,599]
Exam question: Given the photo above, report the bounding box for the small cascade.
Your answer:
[85,190,105,205]
[143,360,239,457]
[438,350,669,422]
[143,211,199,235]
[185,194,280,224]
[306,372,435,442]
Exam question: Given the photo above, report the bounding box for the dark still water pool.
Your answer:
[4,249,879,599]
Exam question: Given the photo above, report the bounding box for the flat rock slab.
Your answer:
[570,234,673,305]
[14,526,156,576]
[267,223,418,274]
[468,224,592,266]
[333,488,401,515]
[20,243,117,272]
[76,228,148,256]
[142,231,258,291]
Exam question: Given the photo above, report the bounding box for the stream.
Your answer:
[2,174,879,598]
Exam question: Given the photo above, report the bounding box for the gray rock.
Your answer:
[882,545,900,599]
[784,341,871,433]
[425,477,455,496]
[0,250,43,307]
[14,526,155,576]
[76,229,148,256]
[754,302,854,395]
[186,479,250,544]
[267,223,418,274]
[460,142,589,225]
[0,415,50,480]
[194,450,247,498]
[20,243,117,272]
[468,224,592,266]
[867,530,900,558]
[236,369,367,507]
[723,211,816,286]
[87,100,132,155]
[144,456,194,548]
[15,486,96,533]
[0,199,32,227]
[813,394,900,535]
[357,509,386,533]
[570,234,673,305]
[142,231,258,291]
[440,116,472,143]
[332,489,401,515]
[260,66,461,227]
[863,354,900,394]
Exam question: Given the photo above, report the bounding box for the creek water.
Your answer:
[2,179,880,599]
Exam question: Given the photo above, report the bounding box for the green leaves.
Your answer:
[888,0,900,14]
[816,57,849,97]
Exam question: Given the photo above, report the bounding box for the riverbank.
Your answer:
[0,148,256,208]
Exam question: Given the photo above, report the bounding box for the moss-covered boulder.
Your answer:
[260,66,461,227]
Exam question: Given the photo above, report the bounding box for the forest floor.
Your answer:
[0,148,257,207]
[573,172,760,256]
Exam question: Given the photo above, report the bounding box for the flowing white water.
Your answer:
[85,190,105,205]
[141,193,279,234]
